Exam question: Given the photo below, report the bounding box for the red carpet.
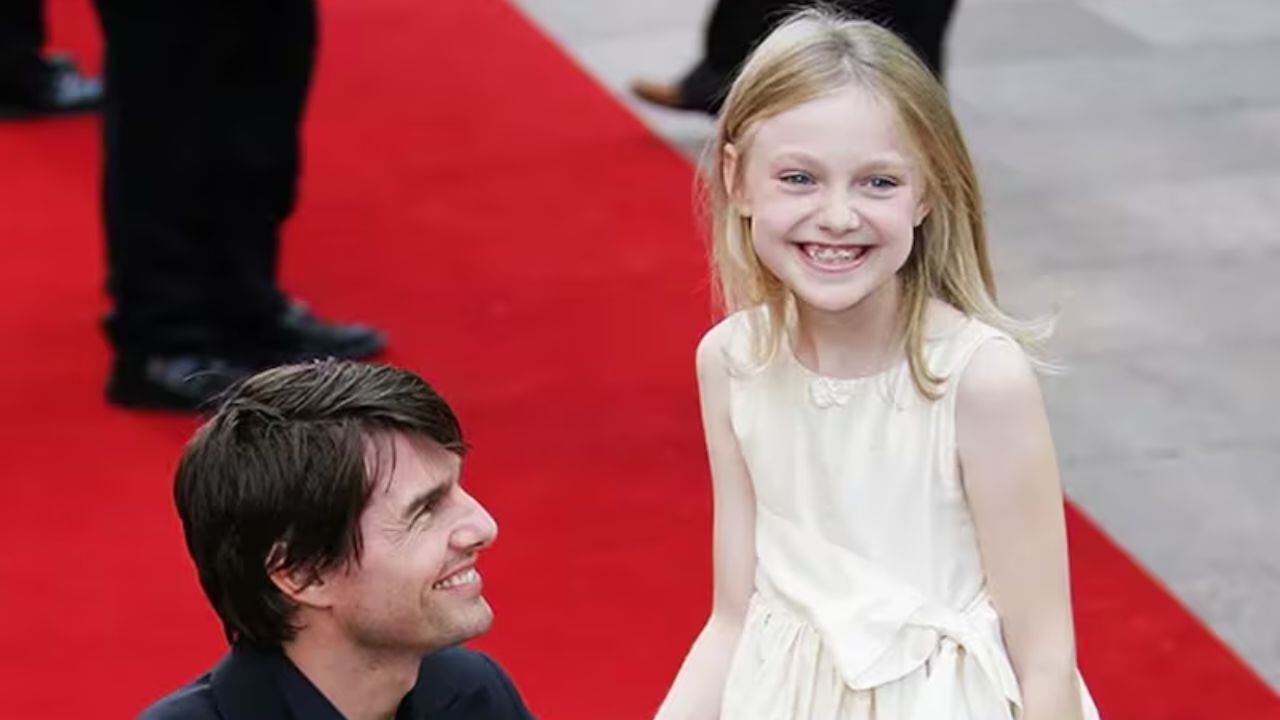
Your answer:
[1,1,1277,717]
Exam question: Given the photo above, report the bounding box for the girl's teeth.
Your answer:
[433,568,479,589]
[804,244,863,264]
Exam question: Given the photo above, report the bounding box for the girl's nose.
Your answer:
[818,191,860,234]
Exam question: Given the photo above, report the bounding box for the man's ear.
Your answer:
[722,143,751,218]
[267,546,334,610]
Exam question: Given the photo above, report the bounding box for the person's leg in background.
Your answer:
[0,0,101,117]
[0,0,46,102]
[96,0,384,410]
[212,0,384,365]
[821,0,960,77]
[629,0,958,114]
[893,0,960,77]
[96,0,240,408]
[632,0,776,114]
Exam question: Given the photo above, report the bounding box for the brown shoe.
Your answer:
[630,78,695,111]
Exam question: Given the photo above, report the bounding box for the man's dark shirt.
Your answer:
[138,643,534,720]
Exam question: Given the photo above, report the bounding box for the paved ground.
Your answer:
[511,0,1280,690]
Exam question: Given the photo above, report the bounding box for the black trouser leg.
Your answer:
[680,0,777,112]
[208,0,316,351]
[96,0,315,357]
[0,0,47,101]
[97,0,227,355]
[681,0,957,111]
[894,0,960,77]
[682,0,891,112]
[701,0,777,79]
[827,0,959,77]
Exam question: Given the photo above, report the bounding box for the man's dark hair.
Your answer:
[174,360,468,648]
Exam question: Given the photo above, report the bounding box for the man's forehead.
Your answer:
[368,433,461,497]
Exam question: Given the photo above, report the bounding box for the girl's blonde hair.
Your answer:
[706,8,1049,399]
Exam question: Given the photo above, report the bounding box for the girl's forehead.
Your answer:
[746,85,914,162]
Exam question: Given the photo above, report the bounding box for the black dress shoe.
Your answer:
[106,354,254,412]
[0,54,103,119]
[272,300,387,363]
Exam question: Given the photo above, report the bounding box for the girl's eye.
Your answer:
[779,172,815,186]
[867,176,900,190]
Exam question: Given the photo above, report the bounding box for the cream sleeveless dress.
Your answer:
[717,309,1101,720]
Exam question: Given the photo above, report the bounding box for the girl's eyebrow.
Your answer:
[768,150,823,166]
[767,149,911,171]
[860,157,912,173]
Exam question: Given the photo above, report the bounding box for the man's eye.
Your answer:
[411,499,442,525]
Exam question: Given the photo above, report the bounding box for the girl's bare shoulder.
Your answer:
[696,309,757,377]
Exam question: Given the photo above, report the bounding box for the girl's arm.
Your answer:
[654,324,758,720]
[957,340,1085,720]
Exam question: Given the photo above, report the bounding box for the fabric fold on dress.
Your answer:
[755,504,1021,716]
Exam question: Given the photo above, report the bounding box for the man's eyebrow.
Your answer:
[401,481,452,522]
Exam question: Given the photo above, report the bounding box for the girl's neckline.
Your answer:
[783,314,973,383]
[784,341,904,383]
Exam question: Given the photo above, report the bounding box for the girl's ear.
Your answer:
[722,143,751,218]
[913,193,932,228]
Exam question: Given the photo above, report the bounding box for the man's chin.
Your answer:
[468,598,496,636]
[443,598,495,645]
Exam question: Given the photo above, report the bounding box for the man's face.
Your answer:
[322,433,498,656]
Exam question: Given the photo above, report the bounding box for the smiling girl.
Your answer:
[655,10,1101,720]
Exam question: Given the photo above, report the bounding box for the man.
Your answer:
[631,0,958,114]
[0,0,101,117]
[140,361,534,720]
[94,0,385,410]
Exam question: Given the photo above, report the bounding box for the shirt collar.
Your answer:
[277,655,346,720]
[278,653,419,720]
[211,643,476,720]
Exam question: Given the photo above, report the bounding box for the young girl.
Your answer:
[656,10,1101,720]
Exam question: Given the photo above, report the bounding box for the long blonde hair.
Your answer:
[706,8,1049,399]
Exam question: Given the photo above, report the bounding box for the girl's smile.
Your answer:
[794,240,874,273]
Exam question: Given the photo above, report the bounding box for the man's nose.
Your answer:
[454,489,498,551]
